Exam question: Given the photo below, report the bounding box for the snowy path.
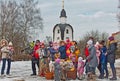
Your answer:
[0,60,120,81]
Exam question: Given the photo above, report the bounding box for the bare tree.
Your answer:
[78,30,109,56]
[18,0,43,44]
[0,0,43,55]
[0,0,17,39]
[82,30,109,43]
[118,0,120,30]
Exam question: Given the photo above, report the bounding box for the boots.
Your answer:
[104,72,109,79]
[98,74,104,79]
[110,69,117,80]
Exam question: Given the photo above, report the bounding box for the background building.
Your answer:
[53,0,74,42]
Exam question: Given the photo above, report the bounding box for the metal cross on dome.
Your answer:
[62,0,64,9]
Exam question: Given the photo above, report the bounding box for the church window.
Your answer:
[57,37,60,40]
[58,30,60,33]
[66,29,69,34]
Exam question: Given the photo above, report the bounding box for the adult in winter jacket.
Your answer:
[59,41,66,59]
[39,43,49,77]
[107,36,117,80]
[86,39,98,74]
[31,40,40,76]
[48,42,57,61]
[0,39,13,76]
[99,40,108,79]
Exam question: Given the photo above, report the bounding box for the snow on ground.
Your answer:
[0,59,120,81]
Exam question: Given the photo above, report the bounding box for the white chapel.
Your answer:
[53,0,74,42]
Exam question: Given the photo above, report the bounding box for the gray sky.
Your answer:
[37,0,119,41]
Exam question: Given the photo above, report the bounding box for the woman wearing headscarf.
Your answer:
[107,36,117,80]
[86,39,98,78]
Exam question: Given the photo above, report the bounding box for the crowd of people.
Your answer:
[0,36,118,80]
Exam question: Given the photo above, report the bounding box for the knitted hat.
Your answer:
[95,41,99,47]
[8,42,13,46]
[66,39,70,43]
[87,39,93,45]
[109,36,114,41]
[55,58,61,64]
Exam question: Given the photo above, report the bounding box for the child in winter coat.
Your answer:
[77,57,85,80]
[94,42,100,65]
[99,40,108,79]
[54,58,61,81]
[49,61,54,72]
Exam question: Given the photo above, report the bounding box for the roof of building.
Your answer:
[53,23,74,40]
[112,31,120,36]
[60,9,67,18]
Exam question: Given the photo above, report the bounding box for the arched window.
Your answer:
[66,29,69,34]
[58,30,60,33]
[57,37,60,40]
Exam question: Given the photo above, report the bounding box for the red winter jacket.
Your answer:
[33,45,40,59]
[84,47,89,57]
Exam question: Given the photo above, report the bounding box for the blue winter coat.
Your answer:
[48,47,57,55]
[48,47,57,61]
[100,46,107,64]
[58,45,66,59]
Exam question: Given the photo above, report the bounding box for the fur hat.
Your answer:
[0,39,8,46]
[78,57,83,62]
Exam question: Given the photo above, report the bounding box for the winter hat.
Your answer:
[109,36,114,41]
[95,41,99,47]
[66,39,70,43]
[87,39,93,45]
[0,39,8,46]
[55,58,61,64]
[49,41,52,44]
[78,57,83,62]
[8,42,13,46]
[41,42,44,45]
